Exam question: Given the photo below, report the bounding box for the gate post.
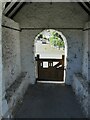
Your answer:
[62,55,64,67]
[36,54,40,80]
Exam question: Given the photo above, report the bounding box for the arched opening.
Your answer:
[34,29,67,84]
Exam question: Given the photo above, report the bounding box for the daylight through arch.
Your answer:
[34,29,67,83]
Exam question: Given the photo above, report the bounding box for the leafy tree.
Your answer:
[37,30,65,49]
[49,31,64,49]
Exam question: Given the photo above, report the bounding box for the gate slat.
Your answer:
[36,55,64,81]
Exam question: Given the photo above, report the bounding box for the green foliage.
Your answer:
[49,31,64,49]
[37,30,65,49]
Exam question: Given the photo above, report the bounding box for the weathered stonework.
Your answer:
[1,2,89,118]
[2,15,30,118]
[72,73,88,117]
[2,15,21,92]
[13,3,87,85]
[0,2,2,119]
[13,3,89,117]
[5,72,29,117]
[72,21,90,117]
[82,22,89,82]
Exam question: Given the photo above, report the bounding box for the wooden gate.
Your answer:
[35,55,64,81]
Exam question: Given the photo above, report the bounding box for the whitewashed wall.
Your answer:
[2,15,21,93]
[83,21,90,117]
[82,22,90,82]
[1,2,89,118]
[20,30,41,84]
[0,2,2,120]
[14,3,88,28]
[88,24,90,117]
[13,2,88,85]
[72,22,90,117]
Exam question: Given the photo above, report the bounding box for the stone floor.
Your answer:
[14,83,85,118]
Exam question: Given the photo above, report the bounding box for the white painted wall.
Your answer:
[0,2,2,119]
[20,30,41,84]
[61,30,83,84]
[13,3,88,85]
[89,28,90,83]
[72,21,90,117]
[14,3,88,28]
[82,30,88,81]
[84,21,90,117]
[0,2,89,118]
[88,23,90,117]
[82,22,90,82]
[2,15,21,93]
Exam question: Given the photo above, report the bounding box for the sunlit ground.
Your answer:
[35,41,65,59]
[37,80,65,84]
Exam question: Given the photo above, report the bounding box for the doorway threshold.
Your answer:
[37,80,65,84]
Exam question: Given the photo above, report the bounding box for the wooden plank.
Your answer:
[8,0,25,18]
[3,0,18,15]
[36,58,62,62]
[78,2,90,15]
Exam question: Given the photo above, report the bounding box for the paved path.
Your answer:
[14,83,84,118]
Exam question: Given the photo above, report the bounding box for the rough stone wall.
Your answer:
[13,2,88,85]
[88,22,90,114]
[72,22,90,117]
[86,22,90,117]
[72,73,88,117]
[20,30,41,84]
[14,3,88,28]
[0,2,89,118]
[82,22,90,117]
[0,2,2,119]
[82,22,90,81]
[61,30,83,84]
[82,31,88,80]
[2,15,21,93]
[88,23,90,117]
[20,29,83,84]
[85,22,90,83]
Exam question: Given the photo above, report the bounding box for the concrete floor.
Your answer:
[14,83,84,118]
